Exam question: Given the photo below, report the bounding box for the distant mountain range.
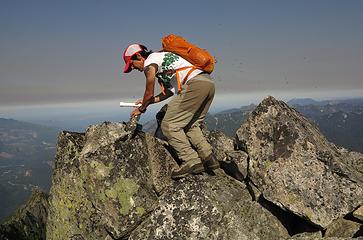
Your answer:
[204,104,256,137]
[288,97,363,107]
[0,118,59,220]
[291,99,363,153]
[287,98,321,106]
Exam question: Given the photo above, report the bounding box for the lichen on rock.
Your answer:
[46,122,177,240]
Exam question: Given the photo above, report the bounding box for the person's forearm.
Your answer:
[139,64,157,113]
[139,90,172,112]
[154,90,173,103]
[139,93,154,112]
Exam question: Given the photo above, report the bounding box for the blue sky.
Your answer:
[1,0,363,117]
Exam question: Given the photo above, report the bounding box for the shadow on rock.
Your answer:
[219,160,245,182]
[257,195,321,236]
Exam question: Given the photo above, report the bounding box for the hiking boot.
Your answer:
[171,161,205,179]
[202,154,220,171]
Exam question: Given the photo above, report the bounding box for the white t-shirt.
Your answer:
[143,52,203,94]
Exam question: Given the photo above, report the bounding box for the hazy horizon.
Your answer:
[1,89,362,130]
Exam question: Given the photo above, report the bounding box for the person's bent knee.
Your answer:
[161,121,185,141]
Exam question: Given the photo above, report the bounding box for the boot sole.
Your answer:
[206,163,220,171]
[203,161,220,171]
[191,163,205,174]
[171,163,205,179]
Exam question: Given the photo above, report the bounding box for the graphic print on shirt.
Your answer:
[158,53,180,84]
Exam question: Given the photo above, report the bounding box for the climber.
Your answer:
[122,43,220,179]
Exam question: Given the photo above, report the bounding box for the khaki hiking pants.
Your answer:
[161,73,215,164]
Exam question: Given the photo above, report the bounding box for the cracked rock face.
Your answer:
[129,174,289,240]
[204,129,249,180]
[236,96,363,228]
[46,122,177,240]
[325,218,362,238]
[353,205,363,221]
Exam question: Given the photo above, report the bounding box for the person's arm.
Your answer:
[131,64,158,116]
[140,64,158,110]
[134,86,173,105]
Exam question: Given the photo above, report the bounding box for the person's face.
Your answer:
[130,53,144,72]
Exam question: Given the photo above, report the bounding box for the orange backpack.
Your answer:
[161,34,215,74]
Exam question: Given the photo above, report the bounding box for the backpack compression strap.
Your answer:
[158,66,198,94]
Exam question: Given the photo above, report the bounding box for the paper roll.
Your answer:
[119,102,142,107]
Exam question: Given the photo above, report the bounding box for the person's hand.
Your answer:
[131,107,142,117]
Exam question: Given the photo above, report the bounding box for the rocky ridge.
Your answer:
[1,96,363,239]
[0,188,48,240]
